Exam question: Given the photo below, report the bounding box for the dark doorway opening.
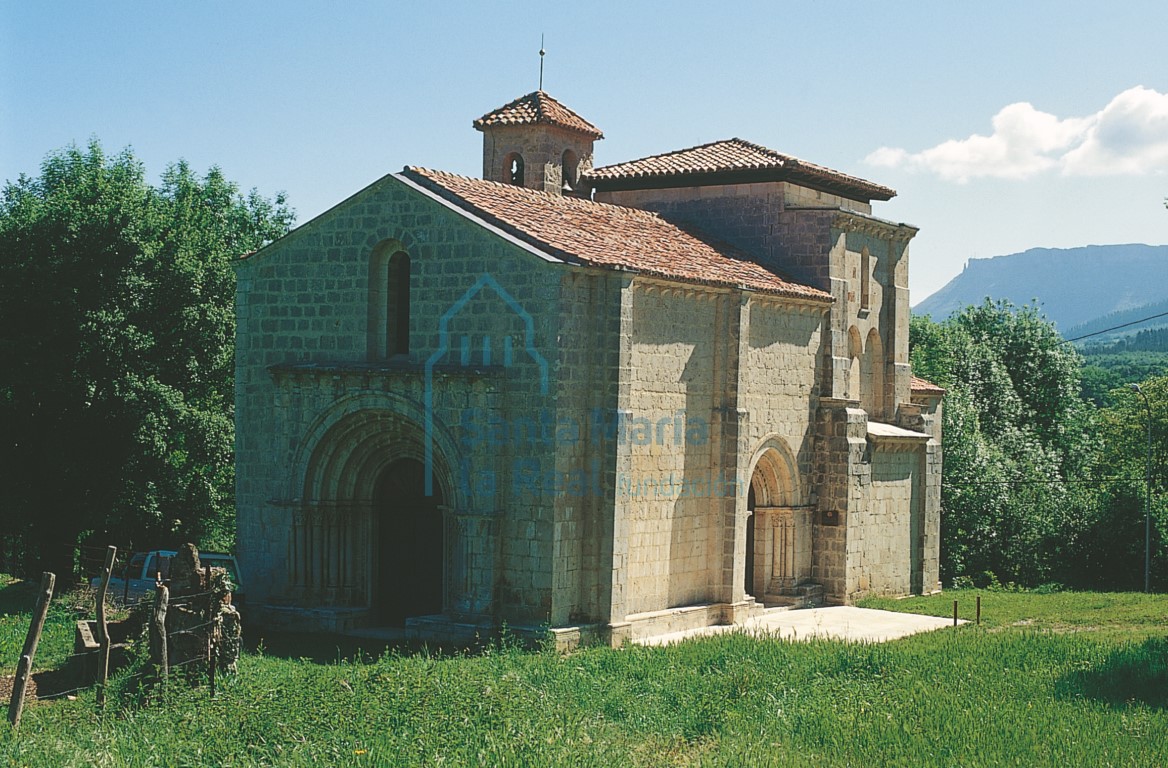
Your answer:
[374,459,444,624]
[745,484,756,597]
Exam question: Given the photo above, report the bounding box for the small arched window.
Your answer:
[504,153,525,186]
[369,241,410,361]
[387,251,410,356]
[561,149,578,191]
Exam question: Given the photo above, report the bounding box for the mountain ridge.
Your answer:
[913,244,1168,331]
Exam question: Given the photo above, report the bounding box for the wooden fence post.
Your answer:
[204,564,216,696]
[150,584,169,685]
[7,571,56,728]
[94,545,116,709]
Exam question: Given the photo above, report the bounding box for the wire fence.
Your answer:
[6,551,239,722]
[33,654,219,703]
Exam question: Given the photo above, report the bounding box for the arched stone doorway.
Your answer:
[744,441,811,602]
[374,458,445,624]
[290,402,465,623]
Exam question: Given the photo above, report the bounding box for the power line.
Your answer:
[1063,310,1168,344]
[939,304,1168,355]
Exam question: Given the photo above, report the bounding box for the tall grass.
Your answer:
[2,588,1167,766]
[0,575,81,675]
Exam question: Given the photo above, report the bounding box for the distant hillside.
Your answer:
[913,244,1168,332]
[1064,297,1168,343]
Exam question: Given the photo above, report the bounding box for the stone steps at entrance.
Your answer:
[760,583,825,611]
[343,615,492,646]
[406,614,493,643]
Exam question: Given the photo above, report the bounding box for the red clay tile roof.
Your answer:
[911,376,946,395]
[587,138,895,201]
[473,91,604,139]
[402,167,830,302]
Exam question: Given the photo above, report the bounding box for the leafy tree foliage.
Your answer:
[0,141,292,575]
[911,301,1095,586]
[1079,353,1168,407]
[1062,297,1168,342]
[1084,328,1168,354]
[1083,377,1168,590]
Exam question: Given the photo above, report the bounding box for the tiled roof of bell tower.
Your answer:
[474,91,604,139]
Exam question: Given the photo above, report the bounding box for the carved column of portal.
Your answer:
[772,509,795,590]
[752,507,791,594]
[290,502,369,607]
[755,507,813,595]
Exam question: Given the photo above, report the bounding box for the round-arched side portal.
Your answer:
[748,442,800,509]
[745,439,803,599]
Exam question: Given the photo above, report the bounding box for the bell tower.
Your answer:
[473,91,603,196]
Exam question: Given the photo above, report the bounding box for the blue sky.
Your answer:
[3,1,1166,300]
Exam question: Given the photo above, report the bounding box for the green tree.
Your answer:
[1084,376,1168,589]
[911,301,1095,586]
[0,141,293,576]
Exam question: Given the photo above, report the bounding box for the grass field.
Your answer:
[2,579,1166,766]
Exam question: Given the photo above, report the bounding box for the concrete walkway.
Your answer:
[636,606,965,647]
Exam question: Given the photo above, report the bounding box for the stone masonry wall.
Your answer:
[913,391,944,593]
[597,182,866,289]
[619,283,719,615]
[610,281,829,618]
[236,173,573,627]
[811,401,868,600]
[598,184,912,420]
[548,269,625,625]
[598,183,786,272]
[481,124,595,196]
[740,298,824,499]
[834,228,907,421]
[848,448,919,598]
[737,298,825,599]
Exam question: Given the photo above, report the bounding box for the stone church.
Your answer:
[235,91,944,645]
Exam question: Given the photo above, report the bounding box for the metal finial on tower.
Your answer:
[539,34,545,91]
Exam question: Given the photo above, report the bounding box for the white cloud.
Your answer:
[866,86,1168,182]
[1062,86,1168,175]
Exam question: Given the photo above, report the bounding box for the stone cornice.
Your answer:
[866,421,930,452]
[748,291,833,313]
[631,275,833,308]
[831,210,918,242]
[632,276,730,302]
